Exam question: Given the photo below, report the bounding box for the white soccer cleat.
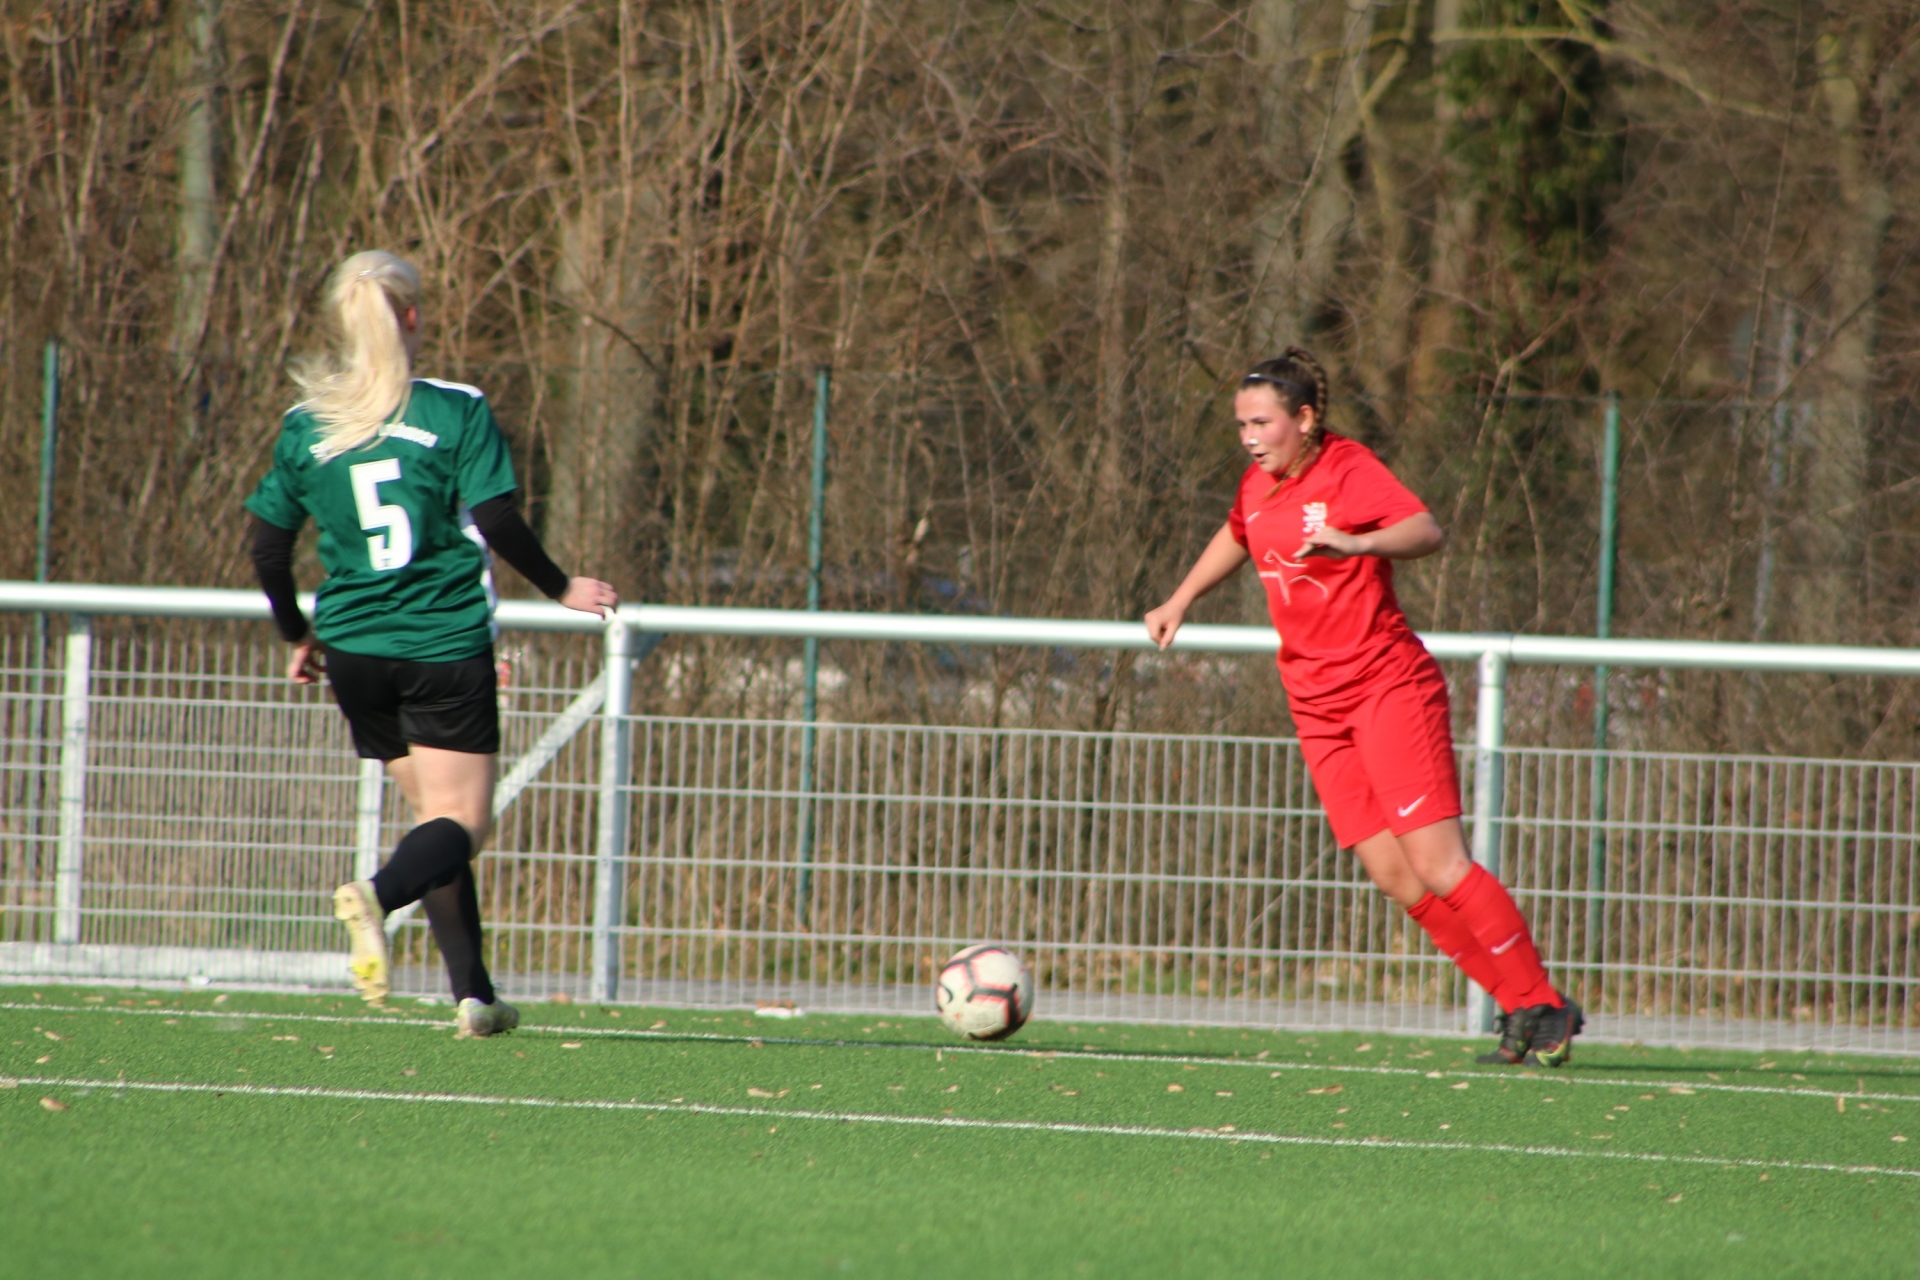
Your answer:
[333,880,390,1006]
[454,997,520,1039]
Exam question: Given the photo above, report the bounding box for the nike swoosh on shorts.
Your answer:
[1396,794,1427,818]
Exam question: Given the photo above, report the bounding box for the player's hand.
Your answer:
[1292,526,1368,561]
[1144,599,1188,651]
[560,576,620,619]
[286,640,324,685]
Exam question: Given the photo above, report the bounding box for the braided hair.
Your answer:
[1240,346,1330,477]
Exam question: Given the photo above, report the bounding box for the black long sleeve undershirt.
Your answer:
[249,496,571,646]
[469,494,571,601]
[250,516,309,643]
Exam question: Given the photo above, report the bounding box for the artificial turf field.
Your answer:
[3,985,1917,1279]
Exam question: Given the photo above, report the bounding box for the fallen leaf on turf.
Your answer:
[0,1078,15,1089]
[316,1046,335,1054]
[561,1042,583,1050]
[1306,1085,1342,1096]
[1668,1087,1695,1096]
[748,1088,777,1098]
[1425,1071,1444,1079]
[551,993,574,1005]
[213,994,228,1005]
[402,1069,418,1077]
[42,1031,61,1041]
[1666,1192,1683,1203]
[34,1055,50,1064]
[649,1021,666,1030]
[40,1097,66,1112]
[1167,1084,1185,1093]
[272,1035,298,1042]
[944,1085,960,1093]
[1355,1043,1372,1052]
[1255,1050,1270,1060]
[1216,1091,1233,1097]
[1218,1125,1235,1133]
[1451,1082,1470,1090]
[1893,1135,1908,1143]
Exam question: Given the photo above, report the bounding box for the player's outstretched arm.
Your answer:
[1293,512,1443,563]
[468,494,618,618]
[1145,522,1250,651]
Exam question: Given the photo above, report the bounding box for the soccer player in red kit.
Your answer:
[1144,348,1581,1066]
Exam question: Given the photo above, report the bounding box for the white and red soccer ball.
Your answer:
[934,944,1034,1040]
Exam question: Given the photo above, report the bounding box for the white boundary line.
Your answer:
[9,1074,1917,1182]
[12,1001,1920,1106]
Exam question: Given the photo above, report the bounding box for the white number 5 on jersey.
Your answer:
[349,459,414,571]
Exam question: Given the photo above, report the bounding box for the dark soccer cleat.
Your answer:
[1523,998,1584,1068]
[1474,1008,1533,1065]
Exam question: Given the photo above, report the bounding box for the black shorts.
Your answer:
[325,647,500,760]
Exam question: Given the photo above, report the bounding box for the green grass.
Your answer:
[4,985,1917,1278]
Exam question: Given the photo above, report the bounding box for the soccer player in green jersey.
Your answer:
[246,250,618,1038]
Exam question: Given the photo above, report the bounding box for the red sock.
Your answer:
[1441,863,1562,1011]
[1406,892,1507,1005]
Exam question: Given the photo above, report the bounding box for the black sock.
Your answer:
[370,817,472,914]
[421,864,494,1005]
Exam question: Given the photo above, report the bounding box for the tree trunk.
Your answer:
[1247,0,1369,357]
[1351,1,1419,431]
[171,0,221,379]
[1092,0,1137,620]
[1789,25,1889,642]
[1409,0,1476,410]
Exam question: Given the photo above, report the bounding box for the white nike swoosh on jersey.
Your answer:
[1396,794,1427,818]
[1490,932,1523,956]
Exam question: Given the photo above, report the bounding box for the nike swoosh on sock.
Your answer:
[1490,932,1523,956]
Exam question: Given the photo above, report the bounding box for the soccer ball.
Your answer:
[934,944,1034,1041]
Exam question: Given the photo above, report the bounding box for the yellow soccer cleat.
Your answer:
[332,880,390,1006]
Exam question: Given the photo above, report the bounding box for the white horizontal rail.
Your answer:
[0,580,1916,675]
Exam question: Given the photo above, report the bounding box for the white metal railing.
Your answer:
[0,581,1917,1051]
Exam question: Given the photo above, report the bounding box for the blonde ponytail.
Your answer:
[291,250,422,461]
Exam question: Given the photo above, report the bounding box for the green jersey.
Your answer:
[244,378,519,663]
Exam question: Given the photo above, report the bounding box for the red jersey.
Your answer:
[1227,433,1430,701]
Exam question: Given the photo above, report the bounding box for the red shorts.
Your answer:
[1288,654,1462,848]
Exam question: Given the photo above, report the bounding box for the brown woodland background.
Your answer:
[5,1,1920,754]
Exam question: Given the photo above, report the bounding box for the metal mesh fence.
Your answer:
[1,619,1917,1054]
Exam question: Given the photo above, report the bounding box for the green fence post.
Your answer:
[796,366,831,926]
[1588,392,1620,965]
